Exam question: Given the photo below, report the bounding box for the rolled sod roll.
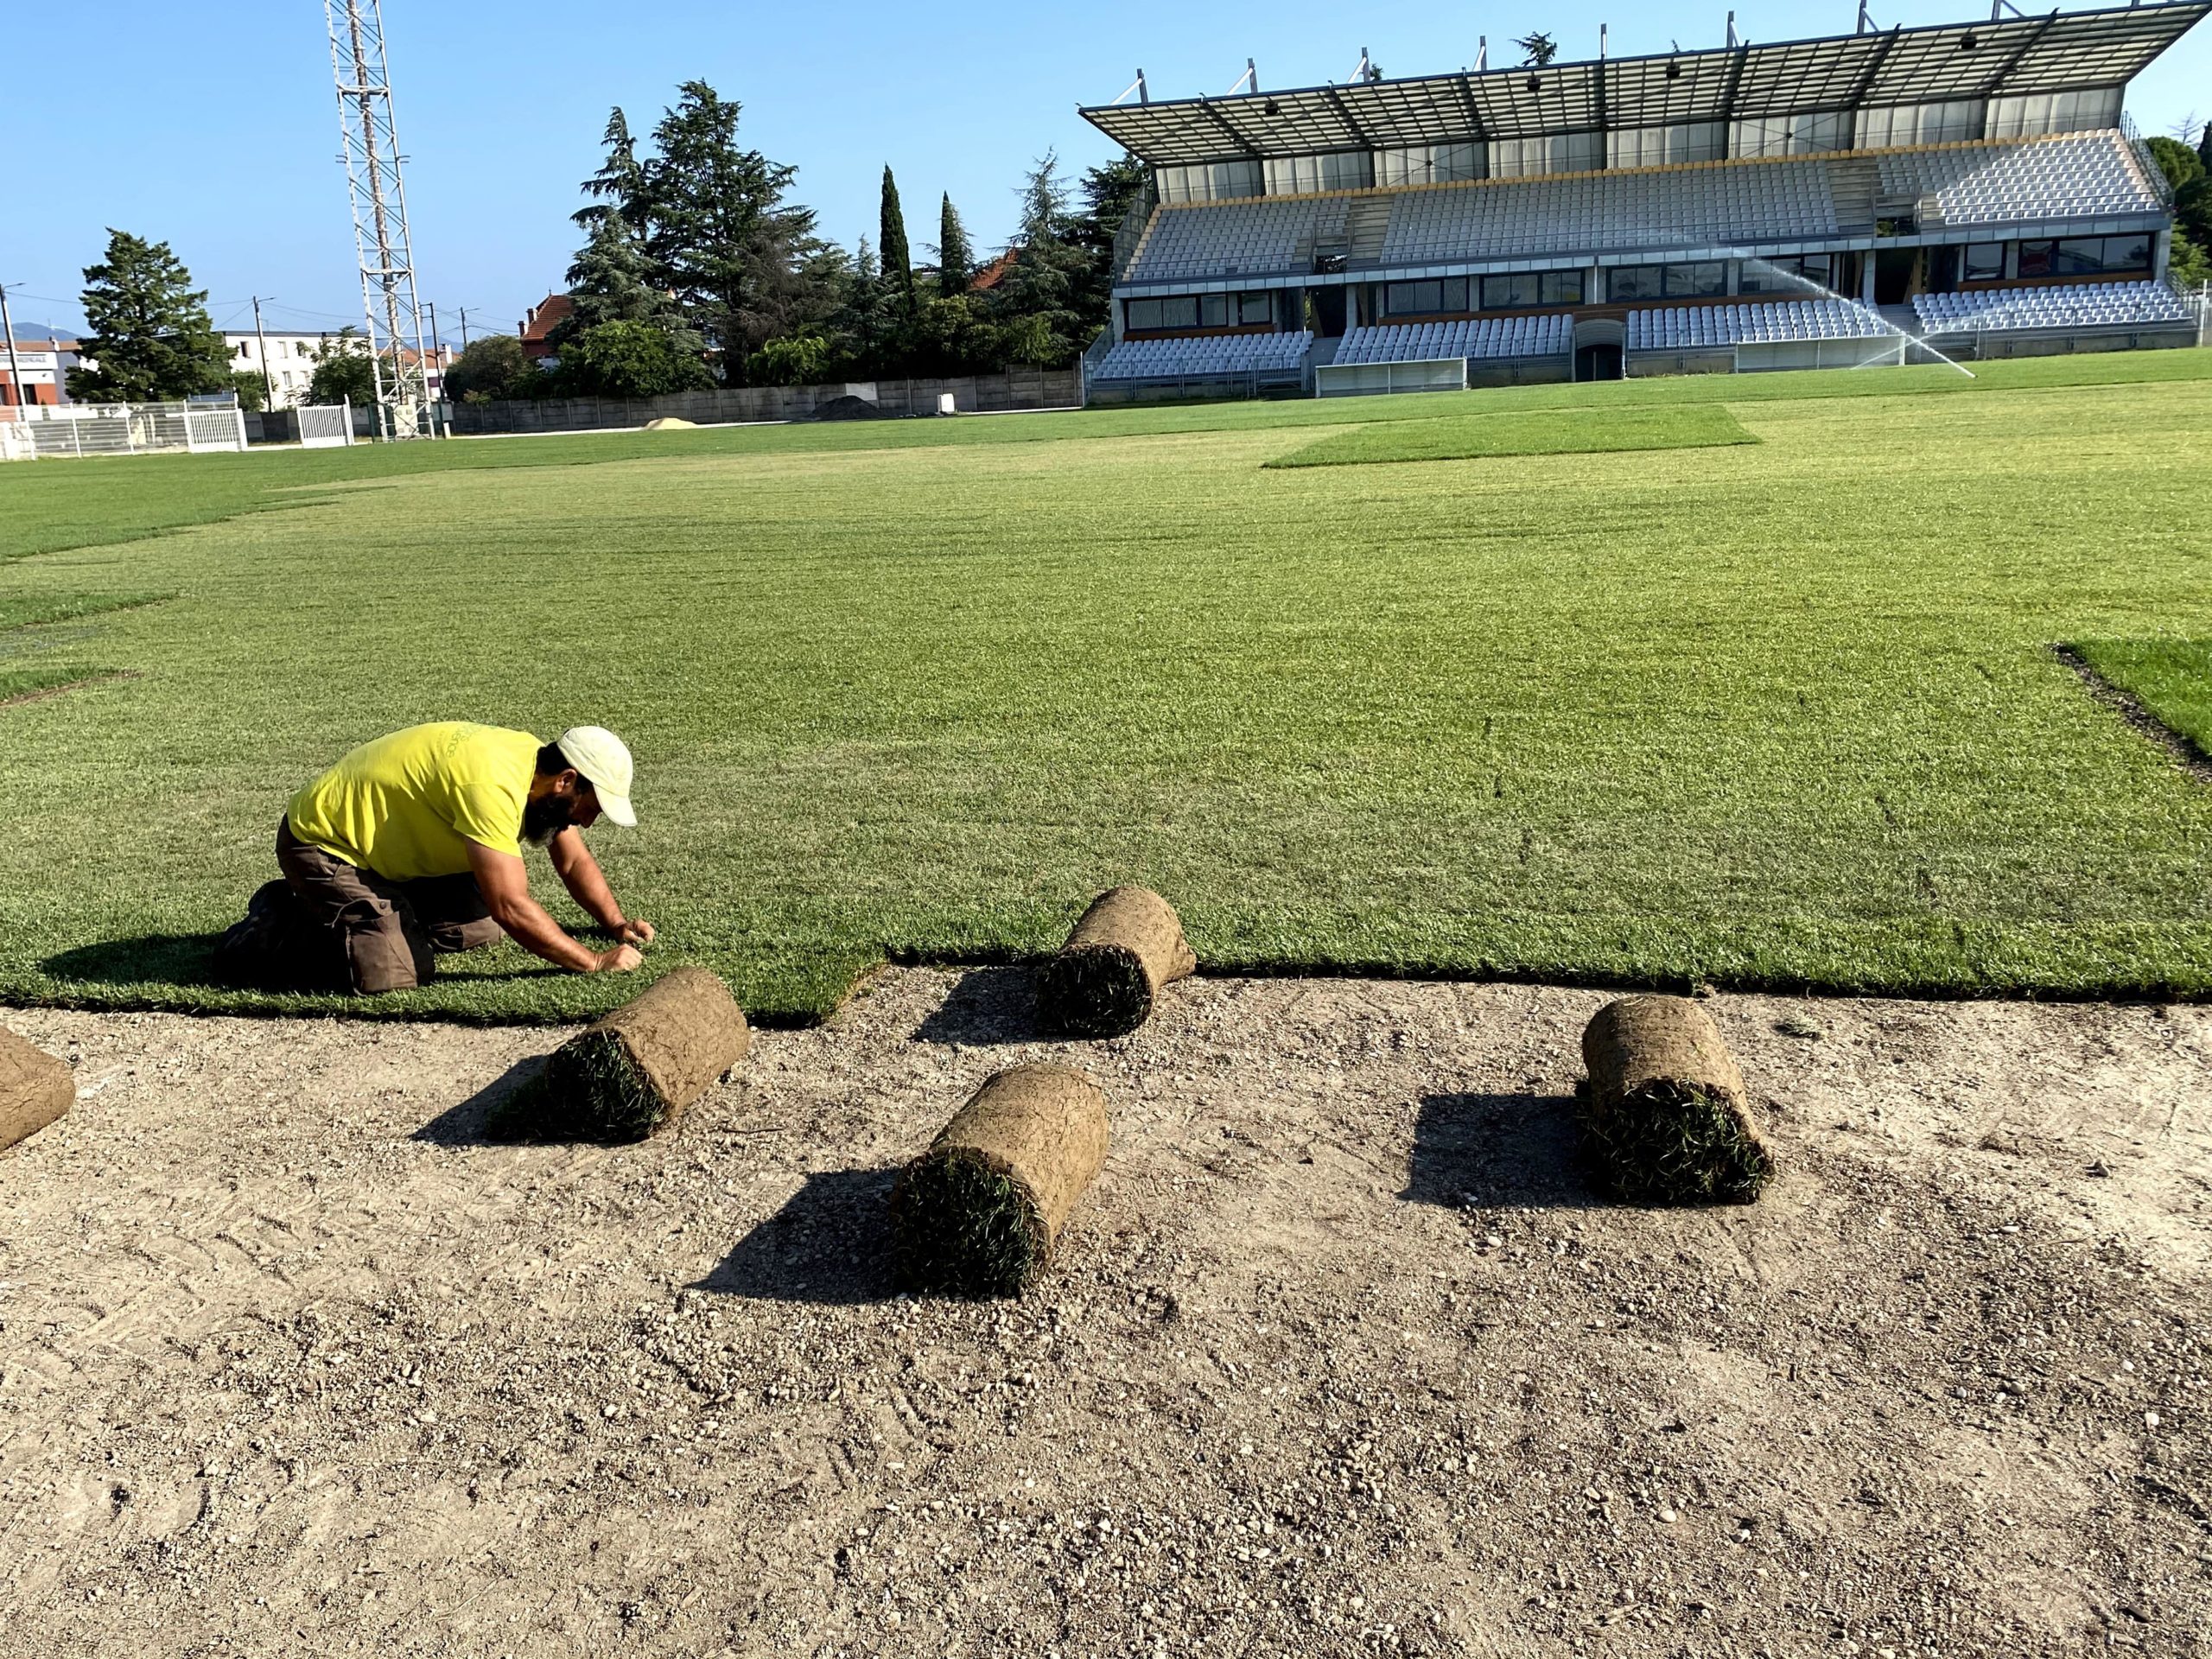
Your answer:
[893,1065,1109,1298]
[526,966,750,1143]
[1579,996,1774,1206]
[1037,887,1197,1039]
[2,1028,74,1153]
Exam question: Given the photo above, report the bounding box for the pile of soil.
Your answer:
[810,395,890,422]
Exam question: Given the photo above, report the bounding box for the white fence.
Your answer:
[1,401,248,460]
[297,402,354,448]
[1314,358,1470,398]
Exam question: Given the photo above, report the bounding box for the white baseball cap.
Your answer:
[556,726,637,826]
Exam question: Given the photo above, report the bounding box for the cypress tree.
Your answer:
[937,193,972,296]
[880,166,915,314]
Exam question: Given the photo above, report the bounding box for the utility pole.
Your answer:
[456,305,470,351]
[0,282,25,415]
[425,298,440,393]
[251,296,275,410]
[327,0,434,437]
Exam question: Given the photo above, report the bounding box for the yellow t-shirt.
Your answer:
[287,722,542,882]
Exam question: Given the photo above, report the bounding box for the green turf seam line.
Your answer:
[2051,645,2212,785]
[0,667,136,709]
[0,591,175,632]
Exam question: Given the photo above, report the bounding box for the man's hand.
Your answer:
[616,919,656,947]
[594,944,645,974]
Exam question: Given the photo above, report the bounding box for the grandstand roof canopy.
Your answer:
[1079,2,2209,166]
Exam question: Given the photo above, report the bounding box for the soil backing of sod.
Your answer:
[1263,404,1758,469]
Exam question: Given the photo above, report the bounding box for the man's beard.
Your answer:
[522,794,578,847]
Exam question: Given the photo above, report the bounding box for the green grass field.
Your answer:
[1266,404,1758,467]
[4,352,2211,1023]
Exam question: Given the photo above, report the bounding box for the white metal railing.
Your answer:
[297,401,354,448]
[1314,356,1469,397]
[3,400,247,459]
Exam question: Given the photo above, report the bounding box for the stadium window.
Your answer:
[1156,160,1263,204]
[1987,86,2120,141]
[1857,99,1984,150]
[1491,131,1603,179]
[2048,235,2152,276]
[1375,143,1485,187]
[1608,265,1664,302]
[1238,293,1272,326]
[1961,243,2005,283]
[2017,241,2056,278]
[1125,296,1201,332]
[1759,253,1839,293]
[1265,150,1375,194]
[1735,111,1854,158]
[1541,270,1583,305]
[1384,277,1470,317]
[1611,122,1726,169]
[1662,263,1728,299]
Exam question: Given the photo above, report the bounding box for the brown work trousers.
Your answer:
[274,817,505,994]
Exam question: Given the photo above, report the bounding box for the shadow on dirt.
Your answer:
[692,1168,903,1305]
[414,1055,555,1146]
[911,965,1041,1048]
[1403,1091,1610,1210]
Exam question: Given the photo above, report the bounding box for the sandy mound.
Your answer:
[643,416,697,430]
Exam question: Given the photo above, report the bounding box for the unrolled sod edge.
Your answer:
[1,1028,74,1153]
[893,1065,1110,1297]
[1038,887,1198,1038]
[1579,995,1774,1206]
[526,965,752,1143]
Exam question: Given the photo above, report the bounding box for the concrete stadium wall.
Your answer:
[449,369,1080,435]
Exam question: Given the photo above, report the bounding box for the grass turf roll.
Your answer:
[515,966,750,1142]
[1578,996,1774,1205]
[1,1029,73,1153]
[893,1065,1109,1297]
[1037,887,1197,1039]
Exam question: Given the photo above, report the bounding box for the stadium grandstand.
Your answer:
[1078,2,2209,399]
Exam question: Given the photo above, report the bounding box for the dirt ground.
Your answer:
[1,968,2207,1659]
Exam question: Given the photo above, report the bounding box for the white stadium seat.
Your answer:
[1624,298,1898,350]
[1332,315,1574,364]
[1092,331,1315,381]
[1911,281,2190,333]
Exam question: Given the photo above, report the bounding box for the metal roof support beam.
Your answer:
[1322,85,1376,150]
[1846,24,1905,110]
[1452,73,1491,143]
[1979,11,2063,99]
[1721,41,1749,128]
[1593,57,1610,133]
[1194,98,1263,158]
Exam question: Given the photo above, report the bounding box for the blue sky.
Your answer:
[2,1,2204,346]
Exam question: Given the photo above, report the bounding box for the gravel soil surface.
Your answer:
[2,968,2207,1658]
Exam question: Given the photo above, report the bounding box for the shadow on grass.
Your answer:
[41,933,229,991]
[1403,1091,1611,1211]
[911,965,1042,1047]
[691,1168,902,1305]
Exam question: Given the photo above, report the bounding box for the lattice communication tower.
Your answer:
[326,0,433,436]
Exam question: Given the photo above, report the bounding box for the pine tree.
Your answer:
[68,229,232,404]
[563,209,705,361]
[1069,154,1150,321]
[2199,117,2212,173]
[575,108,647,235]
[984,152,1091,367]
[640,80,833,382]
[937,194,972,296]
[1516,33,1559,67]
[880,166,915,315]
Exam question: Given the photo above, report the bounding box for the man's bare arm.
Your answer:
[547,827,654,946]
[467,841,639,974]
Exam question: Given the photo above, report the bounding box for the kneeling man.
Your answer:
[222,721,652,995]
